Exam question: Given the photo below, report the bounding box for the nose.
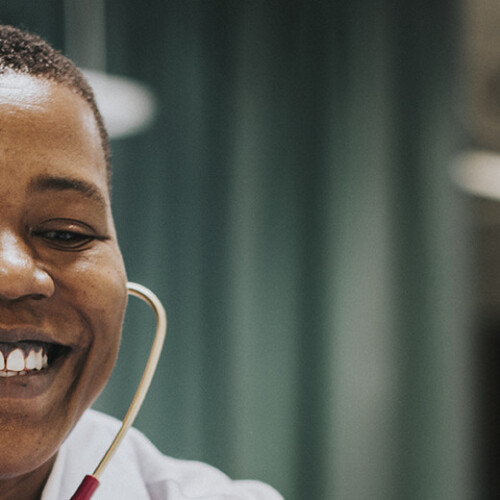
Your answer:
[0,231,54,300]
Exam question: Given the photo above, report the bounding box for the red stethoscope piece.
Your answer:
[70,475,100,500]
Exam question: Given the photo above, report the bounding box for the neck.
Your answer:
[0,456,55,500]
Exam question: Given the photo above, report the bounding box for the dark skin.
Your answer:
[0,72,127,499]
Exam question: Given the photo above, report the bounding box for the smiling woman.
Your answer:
[0,25,282,500]
[0,67,127,500]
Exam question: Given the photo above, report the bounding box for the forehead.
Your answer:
[0,72,107,191]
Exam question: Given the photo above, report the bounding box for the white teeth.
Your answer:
[6,349,25,371]
[0,370,28,376]
[25,351,36,370]
[0,347,50,375]
[33,351,43,371]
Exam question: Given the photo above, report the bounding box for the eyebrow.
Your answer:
[27,175,107,208]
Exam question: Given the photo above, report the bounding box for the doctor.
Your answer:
[0,25,281,500]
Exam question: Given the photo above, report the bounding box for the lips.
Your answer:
[0,328,72,379]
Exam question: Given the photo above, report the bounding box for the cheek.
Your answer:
[57,250,128,391]
[60,247,128,316]
[78,267,128,324]
[78,259,127,351]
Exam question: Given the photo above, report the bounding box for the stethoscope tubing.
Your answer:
[70,282,167,500]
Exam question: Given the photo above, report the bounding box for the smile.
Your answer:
[0,341,68,377]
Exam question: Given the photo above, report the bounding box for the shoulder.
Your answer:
[58,410,283,500]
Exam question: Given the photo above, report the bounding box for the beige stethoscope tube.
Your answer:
[92,282,167,479]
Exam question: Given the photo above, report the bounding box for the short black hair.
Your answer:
[0,25,111,186]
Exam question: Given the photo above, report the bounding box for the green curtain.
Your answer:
[0,1,470,499]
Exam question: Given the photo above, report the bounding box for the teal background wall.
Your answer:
[0,2,471,499]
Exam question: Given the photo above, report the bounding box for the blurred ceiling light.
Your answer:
[453,151,500,200]
[83,69,157,140]
[64,0,157,139]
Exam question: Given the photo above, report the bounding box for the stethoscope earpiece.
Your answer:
[70,282,167,500]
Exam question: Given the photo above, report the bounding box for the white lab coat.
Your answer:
[41,409,283,499]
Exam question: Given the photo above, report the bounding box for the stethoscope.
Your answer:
[70,282,167,500]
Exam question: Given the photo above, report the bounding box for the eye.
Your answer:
[36,230,95,249]
[30,219,108,251]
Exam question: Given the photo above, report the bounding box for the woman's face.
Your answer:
[0,72,127,485]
